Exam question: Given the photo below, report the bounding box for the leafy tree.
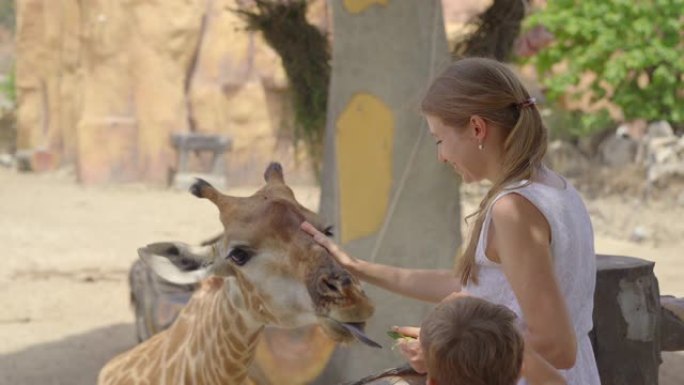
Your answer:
[1,68,14,103]
[526,0,683,133]
[236,0,329,178]
[453,0,526,61]
[0,0,14,30]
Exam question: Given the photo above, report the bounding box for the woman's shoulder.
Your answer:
[489,193,551,237]
[499,168,584,208]
[490,192,536,217]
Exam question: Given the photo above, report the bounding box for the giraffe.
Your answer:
[98,162,376,385]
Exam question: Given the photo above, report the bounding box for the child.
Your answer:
[417,296,567,385]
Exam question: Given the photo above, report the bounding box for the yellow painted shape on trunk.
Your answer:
[343,0,389,14]
[336,93,394,243]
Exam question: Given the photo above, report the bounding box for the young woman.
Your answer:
[301,57,600,385]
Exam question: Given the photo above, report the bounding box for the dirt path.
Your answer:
[1,168,682,384]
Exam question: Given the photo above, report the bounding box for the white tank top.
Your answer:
[464,167,601,385]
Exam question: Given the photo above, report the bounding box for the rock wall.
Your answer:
[15,0,77,169]
[15,0,317,185]
[14,0,494,185]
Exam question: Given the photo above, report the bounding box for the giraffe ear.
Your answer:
[138,242,214,284]
[264,162,285,184]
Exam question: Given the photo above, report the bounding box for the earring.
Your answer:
[478,143,484,150]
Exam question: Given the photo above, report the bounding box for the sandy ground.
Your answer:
[1,168,683,385]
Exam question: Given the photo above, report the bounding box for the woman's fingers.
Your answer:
[301,221,326,243]
[300,221,320,236]
[300,221,341,254]
[300,221,329,245]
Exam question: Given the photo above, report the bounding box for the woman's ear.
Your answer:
[469,115,488,142]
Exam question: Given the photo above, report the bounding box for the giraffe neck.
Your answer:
[99,277,268,385]
[166,277,266,385]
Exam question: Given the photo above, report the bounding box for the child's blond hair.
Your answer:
[420,296,524,385]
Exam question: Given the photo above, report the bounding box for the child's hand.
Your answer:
[392,326,427,374]
[387,330,416,340]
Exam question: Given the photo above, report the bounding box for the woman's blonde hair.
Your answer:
[421,57,547,285]
[420,296,524,385]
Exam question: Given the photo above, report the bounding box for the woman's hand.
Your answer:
[300,221,358,269]
[301,222,460,303]
[392,326,427,373]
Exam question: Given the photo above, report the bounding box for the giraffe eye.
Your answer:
[323,226,334,237]
[227,247,253,266]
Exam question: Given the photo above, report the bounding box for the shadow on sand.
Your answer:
[661,352,684,385]
[0,323,137,385]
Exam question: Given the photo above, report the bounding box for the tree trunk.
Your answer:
[591,254,661,385]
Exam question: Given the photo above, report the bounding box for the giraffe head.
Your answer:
[140,163,376,346]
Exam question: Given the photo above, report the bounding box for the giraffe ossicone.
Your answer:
[98,162,378,385]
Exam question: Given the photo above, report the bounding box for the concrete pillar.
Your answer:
[316,0,460,380]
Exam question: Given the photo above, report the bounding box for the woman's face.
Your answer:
[425,114,489,184]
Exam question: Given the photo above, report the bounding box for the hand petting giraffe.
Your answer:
[98,162,378,385]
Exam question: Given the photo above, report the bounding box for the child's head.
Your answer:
[421,57,548,285]
[420,296,524,385]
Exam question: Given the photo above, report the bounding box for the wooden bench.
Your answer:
[170,133,232,189]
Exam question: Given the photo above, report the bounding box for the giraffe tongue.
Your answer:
[340,322,382,349]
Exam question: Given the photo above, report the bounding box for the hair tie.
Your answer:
[516,97,536,109]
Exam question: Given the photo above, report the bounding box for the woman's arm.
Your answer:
[301,222,460,303]
[490,194,577,369]
[522,344,568,385]
[352,260,461,303]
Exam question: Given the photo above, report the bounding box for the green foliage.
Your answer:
[526,0,684,129]
[0,0,16,104]
[542,106,612,141]
[453,0,526,62]
[1,67,15,104]
[0,0,14,30]
[235,0,330,178]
